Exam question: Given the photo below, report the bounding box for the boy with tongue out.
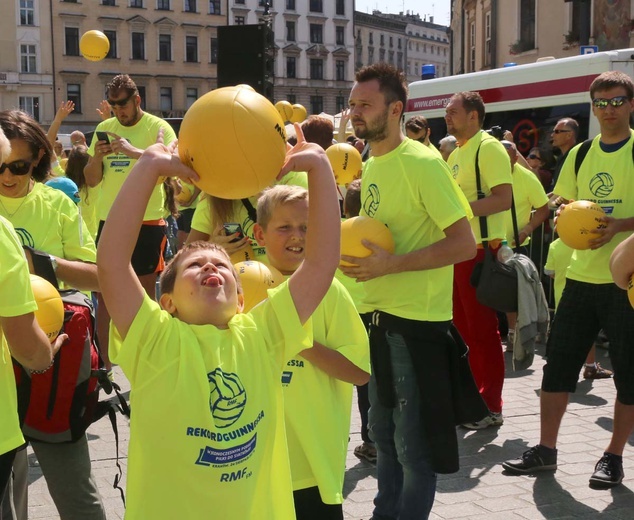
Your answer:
[96,124,341,520]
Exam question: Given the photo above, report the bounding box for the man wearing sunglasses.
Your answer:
[84,74,176,373]
[405,115,443,158]
[551,117,578,185]
[503,71,634,491]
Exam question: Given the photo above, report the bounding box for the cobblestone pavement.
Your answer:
[25,342,634,519]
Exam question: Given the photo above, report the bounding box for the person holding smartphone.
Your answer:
[84,74,176,373]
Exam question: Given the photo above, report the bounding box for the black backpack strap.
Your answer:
[241,198,257,223]
[574,139,593,177]
[24,246,59,289]
[474,141,489,248]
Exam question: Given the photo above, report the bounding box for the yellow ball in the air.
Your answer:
[275,101,294,122]
[29,275,64,343]
[234,261,284,312]
[340,216,395,267]
[80,30,110,62]
[178,85,287,199]
[290,104,307,124]
[556,200,606,250]
[326,143,363,185]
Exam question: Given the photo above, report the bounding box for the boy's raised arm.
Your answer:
[281,125,340,324]
[97,139,198,338]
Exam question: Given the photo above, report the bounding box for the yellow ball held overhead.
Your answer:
[29,274,64,343]
[178,85,288,199]
[234,261,284,313]
[326,143,363,185]
[290,104,307,124]
[79,30,110,62]
[340,216,395,267]
[275,100,294,122]
[555,200,606,250]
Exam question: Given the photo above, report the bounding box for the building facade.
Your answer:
[227,0,356,116]
[1,0,55,124]
[452,0,634,75]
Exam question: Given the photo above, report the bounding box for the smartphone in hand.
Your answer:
[96,131,110,143]
[223,223,245,243]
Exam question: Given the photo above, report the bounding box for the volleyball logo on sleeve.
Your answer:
[208,368,247,428]
[589,172,614,198]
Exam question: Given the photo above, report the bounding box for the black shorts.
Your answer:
[293,486,343,520]
[97,220,167,276]
[176,208,195,234]
[542,279,634,404]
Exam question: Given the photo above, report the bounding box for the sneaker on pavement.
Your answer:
[589,453,623,489]
[583,363,613,380]
[462,412,504,430]
[354,442,377,463]
[502,445,558,474]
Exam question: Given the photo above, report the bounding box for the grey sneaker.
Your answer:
[502,445,558,474]
[462,412,504,430]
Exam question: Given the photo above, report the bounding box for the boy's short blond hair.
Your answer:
[256,184,308,230]
[0,128,11,163]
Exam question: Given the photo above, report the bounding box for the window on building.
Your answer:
[210,37,218,63]
[104,30,117,58]
[380,34,384,46]
[186,87,197,108]
[209,0,221,13]
[20,45,36,73]
[310,95,323,114]
[310,24,323,44]
[62,0,77,2]
[309,0,322,13]
[235,16,245,25]
[19,97,39,121]
[389,36,393,47]
[335,60,345,81]
[335,26,344,45]
[286,56,296,78]
[369,32,373,45]
[235,0,244,3]
[20,0,35,25]
[67,84,82,114]
[184,0,196,12]
[132,32,145,60]
[484,11,491,66]
[157,0,170,9]
[130,0,143,7]
[469,21,475,71]
[335,0,344,15]
[186,35,198,62]
[368,47,374,64]
[102,0,116,4]
[160,87,173,112]
[286,0,295,9]
[287,94,296,104]
[159,34,172,61]
[398,38,401,49]
[137,86,146,109]
[336,96,345,113]
[310,59,323,80]
[65,27,80,56]
[570,0,591,43]
[286,21,295,41]
[519,0,536,49]
[379,48,385,61]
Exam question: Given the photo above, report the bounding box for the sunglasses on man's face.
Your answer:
[527,154,541,160]
[0,160,33,176]
[107,94,135,108]
[592,96,630,109]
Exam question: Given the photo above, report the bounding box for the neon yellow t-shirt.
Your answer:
[554,133,634,284]
[110,283,312,520]
[190,171,308,262]
[0,217,36,455]
[0,183,96,262]
[78,185,101,240]
[448,131,513,243]
[505,163,549,246]
[544,238,573,309]
[282,278,369,502]
[360,138,472,321]
[333,268,368,313]
[88,113,176,222]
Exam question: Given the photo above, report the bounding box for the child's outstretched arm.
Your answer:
[300,341,370,385]
[97,138,198,339]
[281,124,340,324]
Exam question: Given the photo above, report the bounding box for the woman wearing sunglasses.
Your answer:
[0,110,105,520]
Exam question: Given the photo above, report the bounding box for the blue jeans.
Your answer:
[369,331,437,520]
